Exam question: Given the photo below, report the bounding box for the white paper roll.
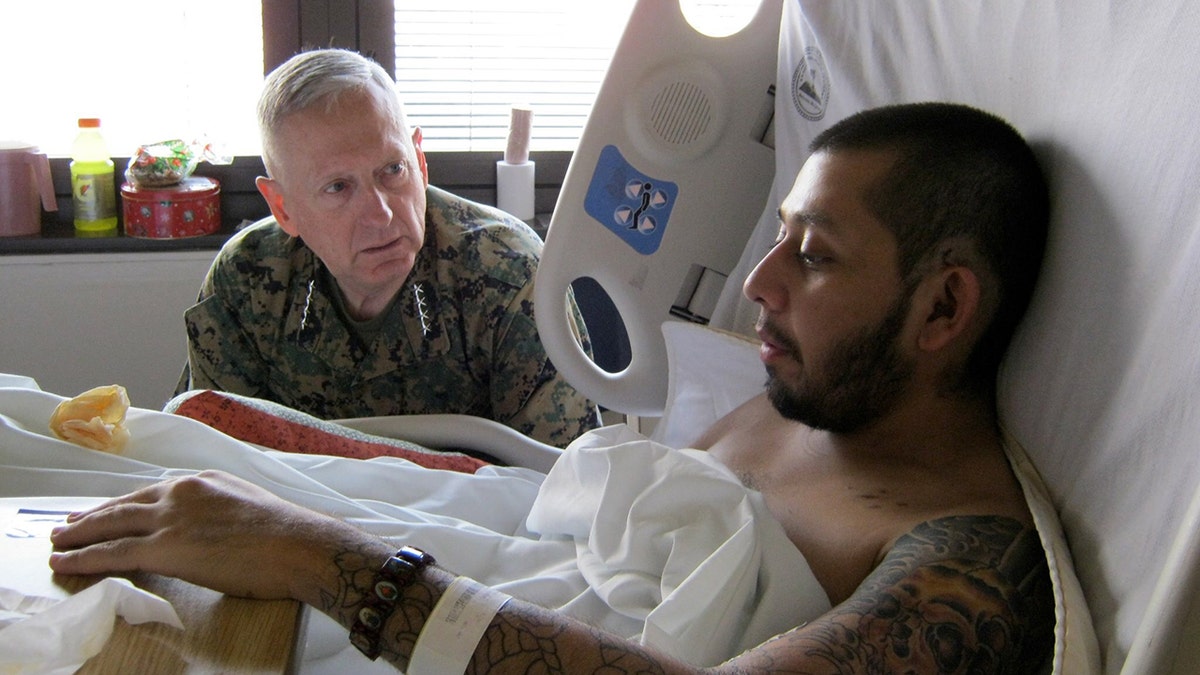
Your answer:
[496,160,535,221]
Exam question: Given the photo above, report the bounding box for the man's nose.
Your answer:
[361,185,393,227]
[743,246,783,309]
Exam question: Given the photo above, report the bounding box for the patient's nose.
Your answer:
[743,248,783,309]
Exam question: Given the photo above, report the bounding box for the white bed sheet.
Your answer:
[0,375,828,672]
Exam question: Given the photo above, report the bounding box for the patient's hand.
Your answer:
[48,470,390,605]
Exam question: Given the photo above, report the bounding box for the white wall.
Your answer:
[0,251,216,409]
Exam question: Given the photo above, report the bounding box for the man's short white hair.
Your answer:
[257,48,408,178]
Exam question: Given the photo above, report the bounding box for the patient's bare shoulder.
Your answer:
[691,392,778,450]
[729,514,1055,673]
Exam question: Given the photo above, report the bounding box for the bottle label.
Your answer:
[73,172,118,221]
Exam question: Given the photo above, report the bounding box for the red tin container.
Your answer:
[121,176,220,238]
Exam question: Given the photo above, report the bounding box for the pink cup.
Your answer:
[0,141,58,237]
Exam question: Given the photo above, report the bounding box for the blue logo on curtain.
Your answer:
[583,145,678,255]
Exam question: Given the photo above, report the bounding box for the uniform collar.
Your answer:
[297,228,451,381]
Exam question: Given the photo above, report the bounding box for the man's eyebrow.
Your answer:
[777,207,833,229]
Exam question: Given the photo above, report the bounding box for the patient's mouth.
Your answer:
[759,340,787,364]
[753,324,782,360]
[755,323,793,363]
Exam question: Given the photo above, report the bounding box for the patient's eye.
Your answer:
[798,232,832,268]
[323,180,349,195]
[797,251,829,267]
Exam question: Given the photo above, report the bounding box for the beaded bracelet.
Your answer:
[349,545,437,660]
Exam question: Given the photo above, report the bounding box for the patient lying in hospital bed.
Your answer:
[0,320,1087,674]
[0,366,1076,674]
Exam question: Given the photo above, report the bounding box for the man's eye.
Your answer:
[323,181,348,194]
[798,252,828,267]
[380,162,410,187]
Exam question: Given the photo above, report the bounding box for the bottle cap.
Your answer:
[78,118,101,128]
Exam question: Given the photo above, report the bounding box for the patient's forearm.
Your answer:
[361,575,825,675]
[320,550,699,674]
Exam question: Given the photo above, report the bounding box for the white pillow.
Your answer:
[651,321,764,449]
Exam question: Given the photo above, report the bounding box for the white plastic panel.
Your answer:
[535,0,781,416]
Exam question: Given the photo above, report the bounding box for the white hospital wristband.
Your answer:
[408,576,511,675]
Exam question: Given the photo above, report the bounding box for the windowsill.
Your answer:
[1,215,553,257]
[1,151,569,256]
[0,219,240,256]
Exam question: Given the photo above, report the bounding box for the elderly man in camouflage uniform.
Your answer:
[175,48,600,449]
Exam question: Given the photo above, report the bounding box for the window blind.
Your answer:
[394,1,765,152]
[394,2,638,152]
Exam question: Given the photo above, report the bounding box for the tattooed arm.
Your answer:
[49,472,1053,674]
[330,515,1055,673]
[721,515,1055,674]
[468,514,1051,667]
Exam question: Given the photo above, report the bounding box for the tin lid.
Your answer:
[121,176,220,198]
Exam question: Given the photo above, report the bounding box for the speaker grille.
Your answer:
[648,81,713,145]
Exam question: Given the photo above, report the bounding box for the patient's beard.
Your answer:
[765,295,914,434]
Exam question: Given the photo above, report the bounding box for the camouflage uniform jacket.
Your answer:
[178,186,600,448]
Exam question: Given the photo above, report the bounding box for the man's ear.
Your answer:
[255,176,298,237]
[916,265,982,353]
[412,127,429,188]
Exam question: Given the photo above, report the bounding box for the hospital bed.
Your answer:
[536,2,1200,673]
[2,1,1199,673]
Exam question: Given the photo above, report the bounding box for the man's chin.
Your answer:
[765,376,860,433]
[765,376,812,423]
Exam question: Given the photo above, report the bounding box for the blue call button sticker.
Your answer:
[583,145,678,255]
